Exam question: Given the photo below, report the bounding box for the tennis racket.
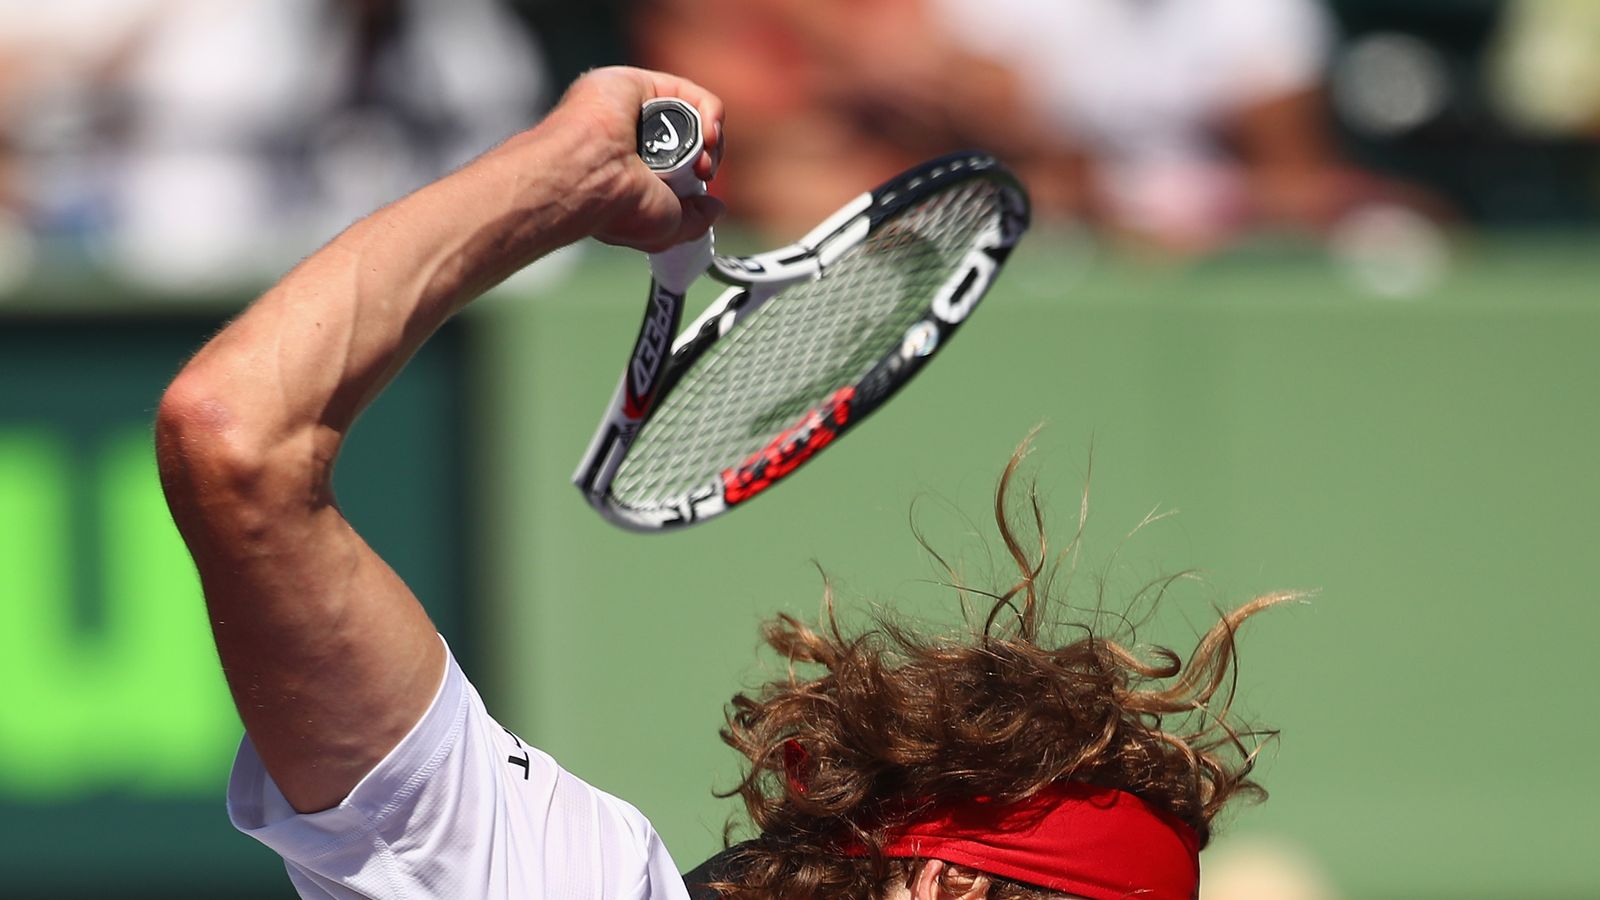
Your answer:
[573,98,1031,531]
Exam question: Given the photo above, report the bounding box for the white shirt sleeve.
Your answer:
[227,640,692,900]
[1212,0,1336,108]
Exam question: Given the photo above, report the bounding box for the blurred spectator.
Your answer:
[633,0,1064,239]
[639,0,1440,256]
[0,0,165,287]
[0,0,546,291]
[1490,0,1600,138]
[937,0,1406,254]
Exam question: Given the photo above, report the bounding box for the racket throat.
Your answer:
[623,281,688,418]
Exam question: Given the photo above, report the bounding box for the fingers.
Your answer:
[568,66,725,184]
[566,66,727,251]
[678,194,727,243]
[639,69,725,182]
[696,119,722,183]
[633,194,726,253]
[627,68,727,241]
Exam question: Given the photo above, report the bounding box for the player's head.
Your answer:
[700,449,1294,900]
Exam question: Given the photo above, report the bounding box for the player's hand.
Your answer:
[545,66,726,253]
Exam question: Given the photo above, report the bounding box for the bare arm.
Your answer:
[155,67,724,814]
[1229,87,1344,228]
[1232,88,1453,231]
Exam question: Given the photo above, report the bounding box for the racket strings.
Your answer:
[611,180,1003,509]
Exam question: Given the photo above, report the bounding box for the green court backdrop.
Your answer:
[477,232,1600,900]
[2,230,1597,898]
[0,314,470,899]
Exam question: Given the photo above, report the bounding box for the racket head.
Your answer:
[584,151,1030,530]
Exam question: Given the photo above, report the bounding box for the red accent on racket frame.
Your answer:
[722,387,856,506]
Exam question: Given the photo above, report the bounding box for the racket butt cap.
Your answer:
[638,98,702,179]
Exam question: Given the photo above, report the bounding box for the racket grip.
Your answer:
[639,98,712,293]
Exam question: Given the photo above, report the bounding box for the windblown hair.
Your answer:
[708,447,1297,900]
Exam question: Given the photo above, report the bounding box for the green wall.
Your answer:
[2,231,1596,898]
[479,233,1600,900]
[0,316,469,899]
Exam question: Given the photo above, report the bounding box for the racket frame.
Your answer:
[574,149,1030,531]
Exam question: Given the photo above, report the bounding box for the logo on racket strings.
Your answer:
[625,285,679,416]
[722,387,855,505]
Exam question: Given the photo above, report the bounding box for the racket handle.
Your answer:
[639,98,712,292]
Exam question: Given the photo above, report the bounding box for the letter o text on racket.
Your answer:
[931,221,1006,325]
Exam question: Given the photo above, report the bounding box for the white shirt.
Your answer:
[228,645,691,900]
[937,0,1331,155]
[934,0,1333,234]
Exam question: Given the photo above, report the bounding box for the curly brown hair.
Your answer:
[705,448,1297,900]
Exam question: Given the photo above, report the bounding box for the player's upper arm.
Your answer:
[156,360,446,814]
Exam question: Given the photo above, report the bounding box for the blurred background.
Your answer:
[1,0,1596,897]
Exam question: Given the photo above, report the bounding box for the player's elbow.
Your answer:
[157,373,260,508]
[155,371,325,534]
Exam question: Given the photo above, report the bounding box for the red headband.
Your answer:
[848,782,1200,900]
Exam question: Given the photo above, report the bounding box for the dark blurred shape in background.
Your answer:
[1330,0,1600,225]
